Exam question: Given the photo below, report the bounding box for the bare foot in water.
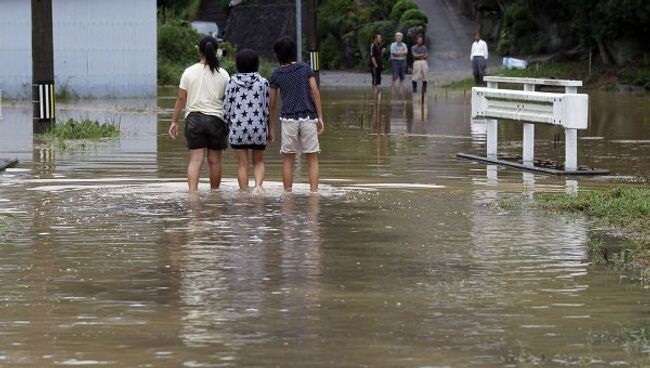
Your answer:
[253,186,264,195]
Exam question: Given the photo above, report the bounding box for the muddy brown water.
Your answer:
[0,87,648,367]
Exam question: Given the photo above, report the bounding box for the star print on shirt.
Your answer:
[223,74,270,147]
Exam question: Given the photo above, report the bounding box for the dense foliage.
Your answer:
[318,0,427,69]
[479,0,650,66]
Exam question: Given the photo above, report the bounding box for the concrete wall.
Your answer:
[0,0,156,99]
[0,0,33,99]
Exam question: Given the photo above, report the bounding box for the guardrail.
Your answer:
[458,76,608,175]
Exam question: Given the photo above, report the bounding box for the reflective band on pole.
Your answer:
[39,84,45,119]
[44,84,49,119]
[309,50,320,71]
[36,82,55,120]
[50,84,55,120]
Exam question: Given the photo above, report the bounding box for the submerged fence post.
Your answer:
[485,81,499,158]
[522,84,536,165]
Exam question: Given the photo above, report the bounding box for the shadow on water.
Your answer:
[0,88,648,366]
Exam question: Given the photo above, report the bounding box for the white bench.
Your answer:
[473,76,588,172]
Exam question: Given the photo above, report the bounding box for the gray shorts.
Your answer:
[280,118,320,154]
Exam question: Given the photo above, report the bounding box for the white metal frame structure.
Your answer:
[460,76,606,175]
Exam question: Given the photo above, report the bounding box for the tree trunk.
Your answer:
[596,38,612,65]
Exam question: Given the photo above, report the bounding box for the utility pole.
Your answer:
[304,0,319,85]
[296,0,302,63]
[32,0,55,133]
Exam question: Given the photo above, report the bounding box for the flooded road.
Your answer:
[0,88,648,367]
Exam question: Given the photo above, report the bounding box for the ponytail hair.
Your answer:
[198,36,220,73]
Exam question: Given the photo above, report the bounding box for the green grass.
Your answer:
[443,60,650,90]
[44,118,120,143]
[501,187,650,274]
[535,187,649,236]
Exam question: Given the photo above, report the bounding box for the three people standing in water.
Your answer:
[169,36,324,193]
[369,31,490,89]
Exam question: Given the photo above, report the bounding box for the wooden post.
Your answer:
[304,0,319,85]
[32,0,55,133]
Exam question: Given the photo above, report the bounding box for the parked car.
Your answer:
[190,21,222,42]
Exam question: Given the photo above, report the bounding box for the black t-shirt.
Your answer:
[370,43,383,69]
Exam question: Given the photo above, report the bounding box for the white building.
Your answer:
[0,0,156,99]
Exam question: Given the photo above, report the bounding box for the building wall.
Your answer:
[0,0,156,99]
[0,0,32,99]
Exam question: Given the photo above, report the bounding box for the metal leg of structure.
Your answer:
[522,123,534,165]
[565,128,578,171]
[486,119,498,159]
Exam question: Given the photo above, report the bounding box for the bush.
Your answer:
[157,14,201,84]
[496,37,512,56]
[321,35,342,69]
[158,18,200,65]
[357,20,396,62]
[390,0,418,22]
[400,8,428,24]
[158,63,185,86]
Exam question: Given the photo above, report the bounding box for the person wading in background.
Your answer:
[411,35,429,94]
[470,32,489,85]
[390,32,408,93]
[370,33,385,89]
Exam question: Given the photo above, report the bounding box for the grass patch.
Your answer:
[43,118,120,148]
[444,60,650,90]
[500,187,650,274]
[535,187,649,236]
[442,78,476,91]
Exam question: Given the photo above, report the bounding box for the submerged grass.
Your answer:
[45,118,120,140]
[499,187,650,274]
[535,187,650,236]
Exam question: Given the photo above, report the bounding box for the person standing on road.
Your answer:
[470,32,489,85]
[390,32,408,92]
[168,36,230,192]
[369,33,385,88]
[411,35,429,94]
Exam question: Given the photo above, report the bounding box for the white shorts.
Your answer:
[280,118,320,154]
[412,60,429,82]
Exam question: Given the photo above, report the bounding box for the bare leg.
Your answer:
[233,149,249,189]
[282,153,296,192]
[304,152,319,192]
[187,149,205,192]
[252,150,265,190]
[206,149,223,189]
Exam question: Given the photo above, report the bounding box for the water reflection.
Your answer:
[0,88,648,366]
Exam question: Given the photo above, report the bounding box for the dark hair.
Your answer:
[198,36,220,73]
[236,49,259,73]
[273,37,297,64]
[373,33,381,41]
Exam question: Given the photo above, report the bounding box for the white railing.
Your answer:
[472,76,588,171]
